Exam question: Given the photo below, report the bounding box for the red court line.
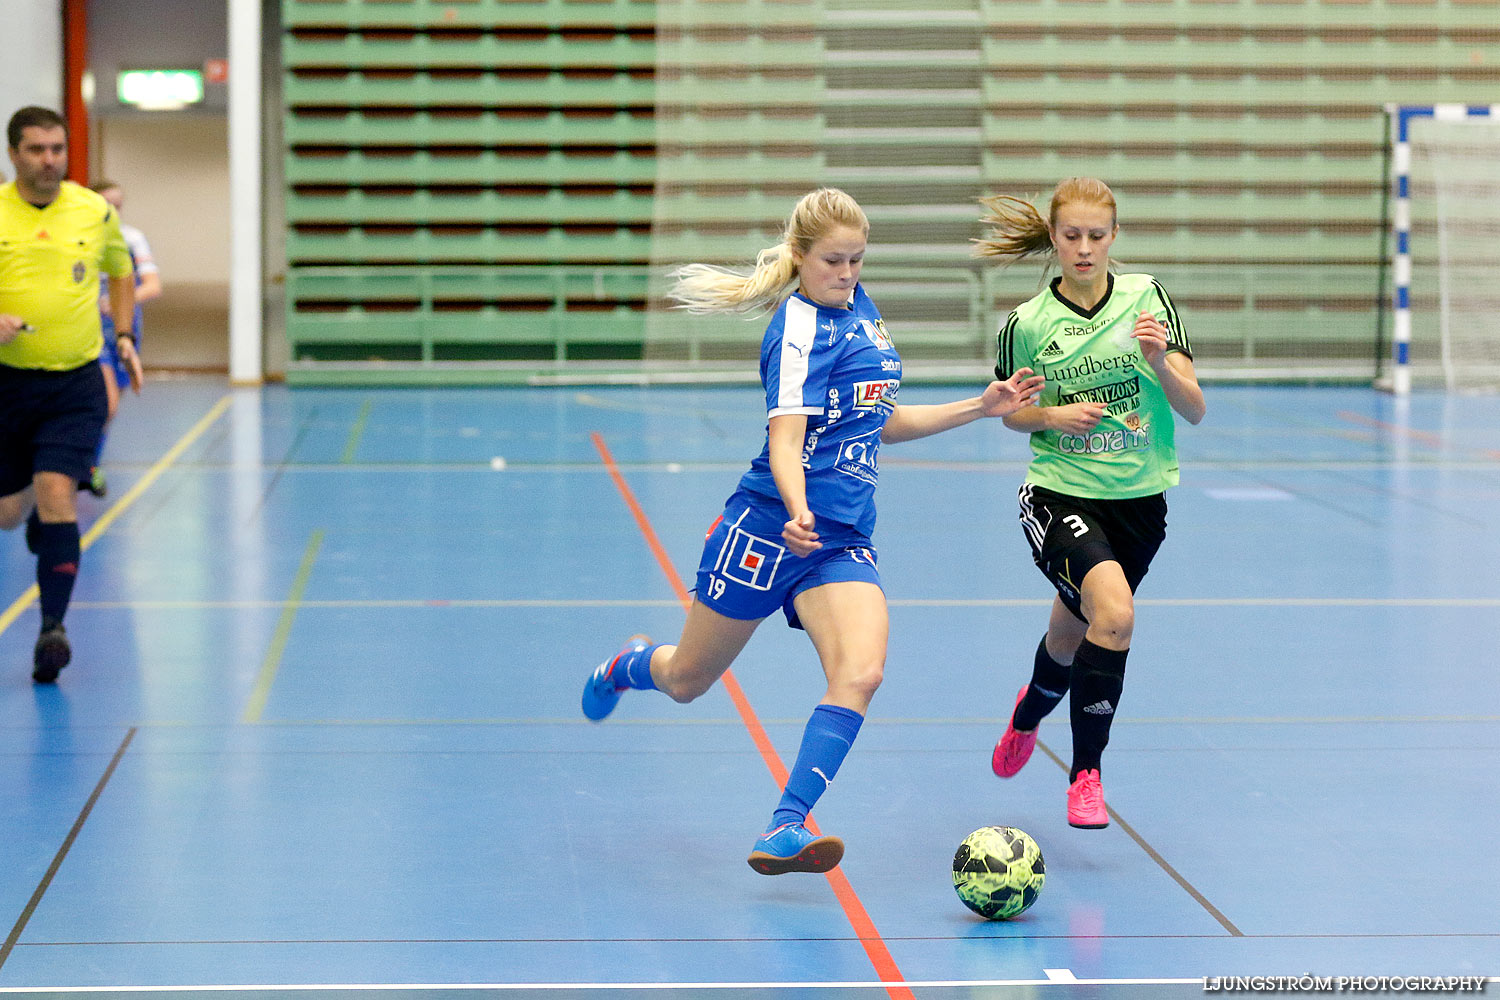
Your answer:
[590,432,914,1000]
[1338,409,1500,459]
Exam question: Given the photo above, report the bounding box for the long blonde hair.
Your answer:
[668,188,870,315]
[972,177,1118,264]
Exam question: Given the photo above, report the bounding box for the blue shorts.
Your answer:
[0,362,108,495]
[694,491,882,630]
[99,312,141,389]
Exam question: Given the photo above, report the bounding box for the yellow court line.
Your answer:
[241,529,325,724]
[341,398,372,464]
[0,394,233,640]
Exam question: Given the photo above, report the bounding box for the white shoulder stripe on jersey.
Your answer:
[777,296,819,411]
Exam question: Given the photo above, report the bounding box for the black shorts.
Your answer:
[0,362,109,496]
[1017,483,1168,622]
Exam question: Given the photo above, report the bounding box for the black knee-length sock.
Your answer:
[1013,635,1070,731]
[34,521,81,627]
[1069,638,1128,781]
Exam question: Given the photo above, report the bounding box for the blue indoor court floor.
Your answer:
[0,377,1496,998]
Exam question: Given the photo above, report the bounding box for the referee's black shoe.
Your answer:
[33,618,71,684]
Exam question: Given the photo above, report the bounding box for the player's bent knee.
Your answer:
[830,661,884,706]
[659,679,708,704]
[654,659,722,704]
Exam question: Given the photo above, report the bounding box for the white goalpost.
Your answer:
[1388,104,1500,395]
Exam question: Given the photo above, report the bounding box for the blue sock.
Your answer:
[613,643,659,691]
[771,704,864,830]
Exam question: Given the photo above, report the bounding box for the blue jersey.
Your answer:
[734,284,902,536]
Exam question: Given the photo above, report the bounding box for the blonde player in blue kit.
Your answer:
[582,188,1045,875]
[975,177,1206,829]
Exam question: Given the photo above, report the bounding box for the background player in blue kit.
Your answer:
[974,177,1205,829]
[581,188,1044,875]
[87,179,161,498]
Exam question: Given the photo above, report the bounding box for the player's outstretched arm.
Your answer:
[978,368,1046,418]
[882,369,1044,444]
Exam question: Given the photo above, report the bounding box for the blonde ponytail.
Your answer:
[971,194,1053,263]
[972,177,1119,265]
[667,245,800,316]
[667,188,869,315]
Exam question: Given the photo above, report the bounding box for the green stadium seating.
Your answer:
[280,0,1500,381]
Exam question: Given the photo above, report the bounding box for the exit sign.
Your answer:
[117,69,204,110]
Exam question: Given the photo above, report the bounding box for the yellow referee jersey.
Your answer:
[0,180,133,371]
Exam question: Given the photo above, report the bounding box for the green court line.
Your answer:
[340,398,373,464]
[241,529,325,724]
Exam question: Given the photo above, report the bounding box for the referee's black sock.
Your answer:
[1013,635,1070,731]
[1069,638,1128,782]
[25,508,42,554]
[34,521,81,628]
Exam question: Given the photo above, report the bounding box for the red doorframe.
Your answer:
[62,0,89,182]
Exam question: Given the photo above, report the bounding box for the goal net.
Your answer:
[1394,105,1500,393]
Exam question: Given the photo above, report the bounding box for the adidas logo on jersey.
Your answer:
[1039,340,1064,359]
[1081,699,1114,715]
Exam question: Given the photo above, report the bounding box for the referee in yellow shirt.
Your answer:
[0,106,140,683]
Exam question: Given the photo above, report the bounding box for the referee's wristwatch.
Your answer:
[116,330,137,347]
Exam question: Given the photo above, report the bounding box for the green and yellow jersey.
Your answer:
[996,272,1192,499]
[0,180,132,371]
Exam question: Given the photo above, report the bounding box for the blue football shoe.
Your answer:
[747,822,845,876]
[581,634,651,721]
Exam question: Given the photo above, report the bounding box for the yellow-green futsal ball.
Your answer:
[952,826,1045,920]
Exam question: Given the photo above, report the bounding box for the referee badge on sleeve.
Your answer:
[72,261,87,283]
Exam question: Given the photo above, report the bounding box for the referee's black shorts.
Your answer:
[1017,482,1168,622]
[0,361,109,496]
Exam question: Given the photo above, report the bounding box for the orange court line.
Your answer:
[589,431,914,1000]
[1338,409,1500,459]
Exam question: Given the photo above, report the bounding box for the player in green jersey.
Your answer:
[974,177,1206,828]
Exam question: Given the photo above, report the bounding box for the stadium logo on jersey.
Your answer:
[1039,339,1064,359]
[852,379,899,410]
[1064,320,1105,337]
[835,426,882,486]
[714,527,786,591]
[860,319,894,351]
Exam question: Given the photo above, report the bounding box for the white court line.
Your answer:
[1,976,1492,993]
[62,597,1500,610]
[0,979,1207,993]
